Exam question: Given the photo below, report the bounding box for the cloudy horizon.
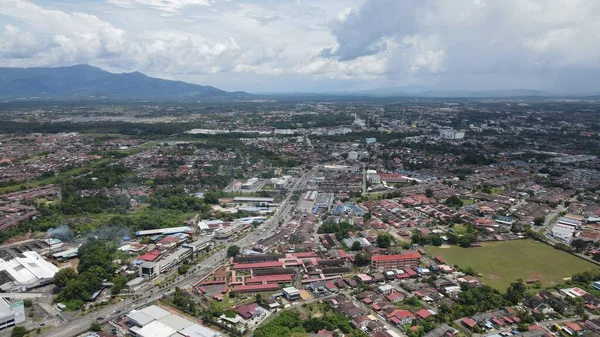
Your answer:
[1,0,600,94]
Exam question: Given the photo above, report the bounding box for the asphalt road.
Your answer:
[40,168,315,337]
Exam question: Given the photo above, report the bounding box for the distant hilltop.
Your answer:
[0,64,250,101]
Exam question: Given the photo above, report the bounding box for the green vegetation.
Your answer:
[318,221,353,241]
[428,240,599,290]
[412,233,443,246]
[227,245,240,258]
[54,240,117,309]
[53,267,78,288]
[11,326,27,337]
[90,322,102,332]
[254,309,368,337]
[376,232,395,248]
[460,199,476,206]
[444,195,463,208]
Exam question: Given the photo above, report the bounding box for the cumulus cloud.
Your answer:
[1,0,600,92]
[323,0,600,90]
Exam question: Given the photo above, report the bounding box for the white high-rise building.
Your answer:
[439,129,465,140]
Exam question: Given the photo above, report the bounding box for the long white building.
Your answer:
[0,251,59,290]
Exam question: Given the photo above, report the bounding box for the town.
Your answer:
[0,99,599,337]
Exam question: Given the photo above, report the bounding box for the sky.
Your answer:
[1,0,600,93]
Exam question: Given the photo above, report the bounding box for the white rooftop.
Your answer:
[176,324,223,337]
[127,311,155,327]
[136,321,176,337]
[158,314,194,331]
[0,251,59,285]
[140,305,171,320]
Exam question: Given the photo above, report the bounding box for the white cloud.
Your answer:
[107,0,227,13]
[0,0,600,92]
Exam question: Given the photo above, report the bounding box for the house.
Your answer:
[564,322,583,335]
[283,287,301,301]
[386,292,405,303]
[317,329,334,337]
[352,315,371,329]
[377,284,396,296]
[337,303,368,318]
[461,318,478,330]
[387,309,415,325]
[235,303,265,320]
[416,309,435,320]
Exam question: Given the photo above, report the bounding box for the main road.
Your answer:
[40,168,316,337]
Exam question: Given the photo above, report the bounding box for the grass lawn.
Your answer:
[491,187,503,195]
[427,240,599,291]
[452,224,469,234]
[460,199,476,206]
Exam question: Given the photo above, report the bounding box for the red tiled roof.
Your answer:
[565,322,582,332]
[246,274,292,284]
[232,284,279,292]
[371,252,421,262]
[386,293,404,301]
[492,318,505,326]
[416,309,432,319]
[233,261,283,269]
[139,250,161,261]
[462,318,477,328]
[292,252,318,258]
[395,310,415,319]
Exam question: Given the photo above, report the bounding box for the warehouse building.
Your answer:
[126,305,222,337]
[0,250,59,291]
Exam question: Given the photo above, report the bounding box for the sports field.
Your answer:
[427,240,599,291]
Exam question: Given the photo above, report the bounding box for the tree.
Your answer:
[351,241,362,251]
[227,245,240,258]
[23,300,32,308]
[90,322,102,332]
[363,213,372,221]
[571,239,589,253]
[458,234,476,248]
[425,189,434,198]
[506,279,526,305]
[533,216,545,226]
[53,267,77,288]
[354,252,371,267]
[445,195,463,208]
[11,326,27,337]
[376,232,394,248]
[202,190,222,204]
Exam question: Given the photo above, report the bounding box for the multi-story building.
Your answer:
[439,129,465,140]
[371,252,421,270]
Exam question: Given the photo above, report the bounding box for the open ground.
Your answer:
[427,240,599,291]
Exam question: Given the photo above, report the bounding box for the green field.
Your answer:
[427,240,599,291]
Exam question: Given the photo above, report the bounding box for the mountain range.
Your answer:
[0,64,597,101]
[0,64,249,100]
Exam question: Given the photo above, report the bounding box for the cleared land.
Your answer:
[427,240,599,291]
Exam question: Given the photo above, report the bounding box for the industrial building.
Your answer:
[126,305,222,337]
[232,197,275,205]
[135,226,194,237]
[0,298,25,331]
[0,250,59,291]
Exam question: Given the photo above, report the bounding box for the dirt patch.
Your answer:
[439,244,452,249]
